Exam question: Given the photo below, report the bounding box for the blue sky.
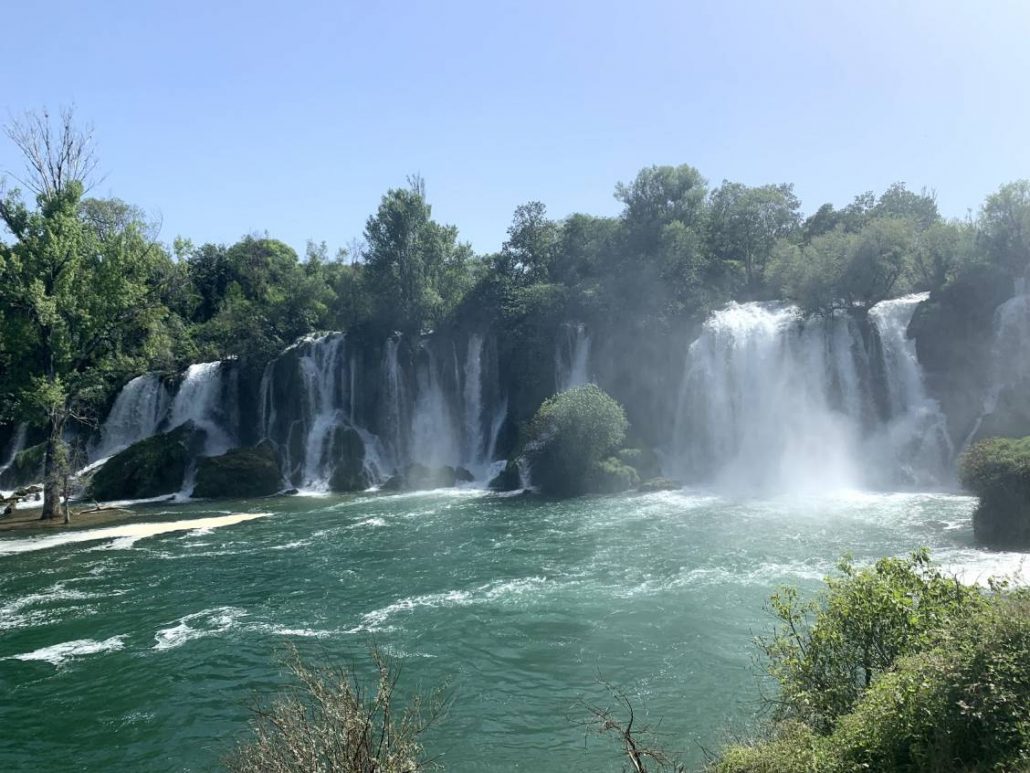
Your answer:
[2,0,1029,256]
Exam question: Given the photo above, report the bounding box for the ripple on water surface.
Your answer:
[0,489,1023,773]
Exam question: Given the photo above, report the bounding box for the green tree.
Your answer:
[978,179,1030,277]
[0,110,170,519]
[707,181,801,297]
[496,201,560,285]
[363,176,472,335]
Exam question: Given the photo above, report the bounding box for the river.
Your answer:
[0,488,1023,771]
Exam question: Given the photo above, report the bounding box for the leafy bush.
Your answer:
[521,385,629,496]
[760,550,984,733]
[960,436,1030,547]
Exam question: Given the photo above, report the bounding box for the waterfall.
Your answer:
[168,362,234,455]
[90,374,170,461]
[0,423,28,479]
[555,323,592,393]
[410,344,460,468]
[986,280,1030,414]
[463,334,485,463]
[296,334,347,489]
[672,297,950,493]
[382,338,409,469]
[964,278,1030,446]
[867,294,952,485]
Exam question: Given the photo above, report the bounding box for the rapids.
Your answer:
[0,489,1022,772]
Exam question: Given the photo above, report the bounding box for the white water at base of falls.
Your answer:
[89,374,170,462]
[168,362,234,457]
[672,295,950,494]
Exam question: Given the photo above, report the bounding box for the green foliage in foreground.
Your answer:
[521,384,629,496]
[713,552,1030,773]
[960,436,1030,547]
[760,550,984,733]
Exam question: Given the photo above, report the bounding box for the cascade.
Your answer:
[867,294,951,484]
[963,278,1030,446]
[381,338,409,468]
[463,334,485,463]
[410,343,461,469]
[0,423,28,479]
[555,323,592,393]
[987,279,1030,413]
[168,362,235,455]
[90,374,170,461]
[672,296,949,493]
[296,334,348,488]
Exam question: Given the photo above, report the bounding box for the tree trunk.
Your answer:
[40,414,67,520]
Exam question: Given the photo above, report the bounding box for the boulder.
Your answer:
[327,427,369,492]
[587,456,640,494]
[637,477,682,493]
[489,460,522,491]
[89,422,206,501]
[193,442,282,499]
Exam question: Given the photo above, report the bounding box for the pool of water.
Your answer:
[0,488,1024,771]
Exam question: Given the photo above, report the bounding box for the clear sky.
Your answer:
[2,0,1029,257]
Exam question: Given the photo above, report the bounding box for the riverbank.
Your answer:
[0,503,146,533]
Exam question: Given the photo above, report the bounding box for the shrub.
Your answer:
[960,436,1030,547]
[224,646,446,773]
[521,385,629,496]
[829,593,1030,771]
[760,550,984,733]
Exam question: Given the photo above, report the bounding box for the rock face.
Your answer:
[327,427,369,492]
[909,266,1014,447]
[382,463,474,491]
[960,437,1030,548]
[89,422,206,501]
[194,443,282,499]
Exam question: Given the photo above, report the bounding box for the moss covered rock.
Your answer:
[0,442,46,490]
[587,456,639,494]
[960,436,1030,547]
[89,422,205,501]
[194,443,282,499]
[616,446,661,480]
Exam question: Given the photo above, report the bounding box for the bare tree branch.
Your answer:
[4,107,101,199]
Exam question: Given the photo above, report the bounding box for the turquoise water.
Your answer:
[0,489,1023,771]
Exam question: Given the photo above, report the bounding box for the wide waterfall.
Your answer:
[255,331,507,490]
[671,295,950,493]
[555,322,592,392]
[89,374,170,461]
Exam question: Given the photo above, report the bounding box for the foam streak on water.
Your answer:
[0,490,1021,773]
